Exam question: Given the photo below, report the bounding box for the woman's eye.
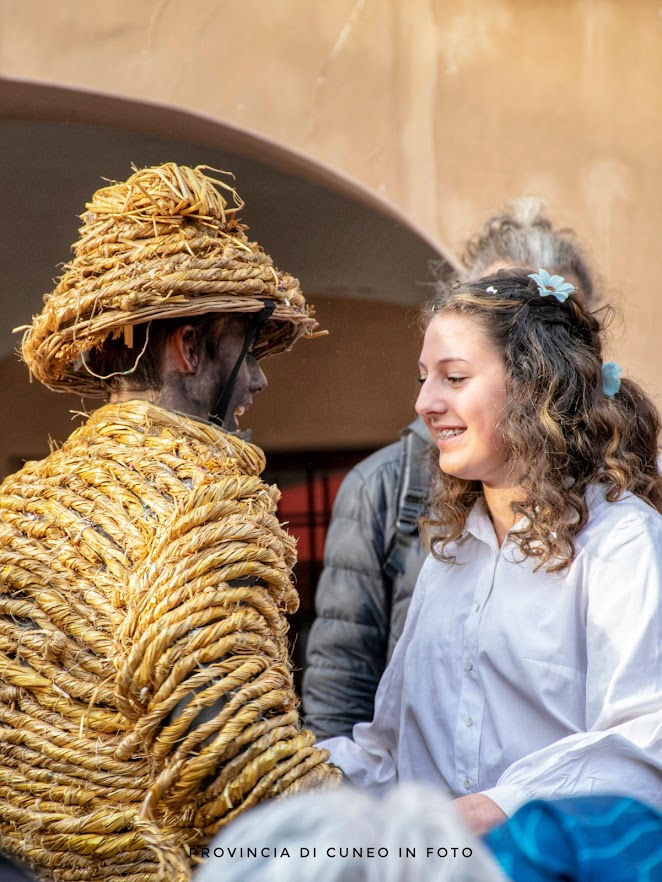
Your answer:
[416,376,427,386]
[447,376,466,384]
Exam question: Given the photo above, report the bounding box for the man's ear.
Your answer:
[165,324,200,374]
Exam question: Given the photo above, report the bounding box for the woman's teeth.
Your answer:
[437,428,464,440]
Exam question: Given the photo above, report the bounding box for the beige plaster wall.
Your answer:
[1,0,661,397]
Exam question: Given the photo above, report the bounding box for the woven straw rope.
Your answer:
[18,164,321,396]
[0,401,340,881]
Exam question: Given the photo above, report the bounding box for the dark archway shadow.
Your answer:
[0,76,458,359]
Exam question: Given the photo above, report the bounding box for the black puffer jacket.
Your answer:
[303,417,430,739]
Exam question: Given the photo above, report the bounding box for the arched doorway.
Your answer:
[0,76,457,677]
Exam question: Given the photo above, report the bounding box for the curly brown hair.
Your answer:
[420,269,662,571]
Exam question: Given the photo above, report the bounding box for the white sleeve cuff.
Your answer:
[480,783,529,818]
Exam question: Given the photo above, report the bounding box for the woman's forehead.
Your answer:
[422,312,499,361]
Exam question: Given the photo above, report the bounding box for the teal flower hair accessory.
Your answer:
[528,268,576,303]
[602,361,623,399]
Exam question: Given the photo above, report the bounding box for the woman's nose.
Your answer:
[416,380,445,417]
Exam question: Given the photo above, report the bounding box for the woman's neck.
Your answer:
[482,483,525,546]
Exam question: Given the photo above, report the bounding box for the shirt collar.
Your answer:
[462,495,532,550]
[462,484,611,553]
[463,496,498,547]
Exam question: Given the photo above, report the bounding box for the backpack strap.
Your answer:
[384,427,430,580]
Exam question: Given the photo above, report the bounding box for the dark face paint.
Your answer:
[199,315,268,432]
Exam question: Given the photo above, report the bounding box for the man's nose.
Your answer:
[251,359,268,395]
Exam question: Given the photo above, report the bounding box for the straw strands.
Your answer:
[0,401,340,881]
[19,164,320,396]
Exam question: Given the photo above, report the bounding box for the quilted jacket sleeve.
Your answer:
[302,443,402,739]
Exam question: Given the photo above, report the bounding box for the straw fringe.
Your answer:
[0,401,340,880]
[18,164,321,395]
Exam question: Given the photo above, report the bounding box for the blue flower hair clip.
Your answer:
[602,361,623,399]
[528,268,576,303]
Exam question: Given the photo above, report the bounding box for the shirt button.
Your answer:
[474,602,480,612]
[465,659,473,671]
[464,778,471,789]
[464,716,473,727]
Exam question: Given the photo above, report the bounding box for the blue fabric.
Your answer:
[484,796,662,881]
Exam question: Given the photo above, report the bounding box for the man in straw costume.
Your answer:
[0,163,340,882]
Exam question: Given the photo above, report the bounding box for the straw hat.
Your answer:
[20,163,320,395]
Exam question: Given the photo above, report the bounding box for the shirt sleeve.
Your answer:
[319,561,431,791]
[303,457,395,738]
[483,511,662,817]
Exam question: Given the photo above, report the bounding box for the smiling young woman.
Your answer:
[415,312,519,544]
[303,199,600,745]
[320,268,662,837]
[419,270,662,571]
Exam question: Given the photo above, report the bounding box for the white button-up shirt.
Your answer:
[321,486,662,816]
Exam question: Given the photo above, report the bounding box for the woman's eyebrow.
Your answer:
[418,357,471,367]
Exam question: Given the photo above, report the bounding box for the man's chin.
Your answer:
[217,413,254,442]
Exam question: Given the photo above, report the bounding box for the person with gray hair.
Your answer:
[193,784,508,882]
[194,787,662,882]
[462,197,594,296]
[303,198,596,740]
